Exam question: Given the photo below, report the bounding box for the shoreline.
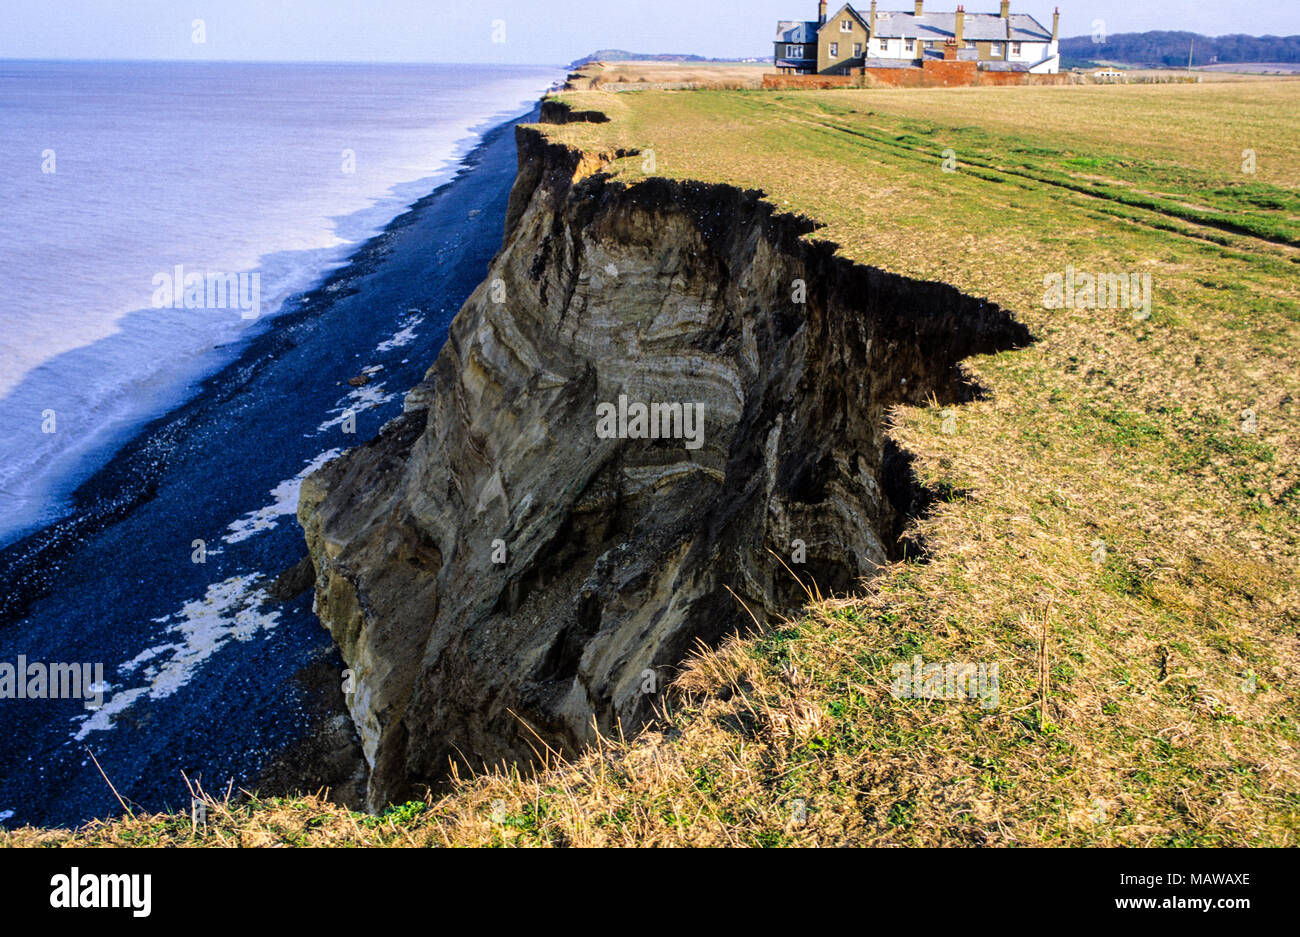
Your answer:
[0,79,554,550]
[0,104,534,623]
[0,103,542,827]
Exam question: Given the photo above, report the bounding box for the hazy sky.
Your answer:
[1,1,1295,65]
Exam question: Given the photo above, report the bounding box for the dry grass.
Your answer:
[565,61,768,91]
[7,80,1299,847]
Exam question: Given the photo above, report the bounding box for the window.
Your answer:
[1011,42,1022,55]
[830,42,839,57]
[787,44,802,57]
[990,43,1002,56]
[841,19,853,32]
[964,41,976,49]
[878,37,889,50]
[905,39,915,52]
[853,43,862,56]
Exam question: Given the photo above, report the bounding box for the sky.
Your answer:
[0,1,1295,65]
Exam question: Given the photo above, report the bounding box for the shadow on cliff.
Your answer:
[299,99,1037,811]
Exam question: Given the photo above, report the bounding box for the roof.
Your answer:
[860,58,921,69]
[775,20,819,42]
[922,46,980,61]
[861,11,1051,42]
[775,8,1054,49]
[978,60,1031,71]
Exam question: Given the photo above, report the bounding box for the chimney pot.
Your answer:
[1000,0,1010,18]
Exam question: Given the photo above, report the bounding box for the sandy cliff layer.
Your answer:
[298,109,1031,810]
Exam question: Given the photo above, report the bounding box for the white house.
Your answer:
[774,1,1061,76]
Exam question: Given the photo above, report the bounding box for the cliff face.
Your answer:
[299,115,1031,810]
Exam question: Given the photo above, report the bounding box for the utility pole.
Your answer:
[1187,38,1194,72]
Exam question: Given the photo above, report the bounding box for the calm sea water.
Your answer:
[0,61,558,543]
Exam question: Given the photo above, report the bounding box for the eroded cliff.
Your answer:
[298,111,1031,810]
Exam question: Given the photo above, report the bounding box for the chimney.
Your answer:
[870,0,878,33]
[1052,7,1060,41]
[1000,0,1010,18]
[955,5,964,44]
[914,1,924,15]
[818,0,827,25]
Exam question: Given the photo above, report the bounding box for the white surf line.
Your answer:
[222,448,343,545]
[223,307,424,545]
[72,574,281,740]
[376,309,425,353]
[314,383,397,435]
[307,307,422,438]
[0,810,13,824]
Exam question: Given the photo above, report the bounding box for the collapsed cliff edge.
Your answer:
[298,101,1034,812]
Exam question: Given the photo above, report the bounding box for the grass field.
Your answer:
[9,80,1298,847]
[562,60,769,90]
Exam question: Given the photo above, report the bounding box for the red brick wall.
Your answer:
[764,60,1073,90]
[974,69,1072,86]
[864,60,979,87]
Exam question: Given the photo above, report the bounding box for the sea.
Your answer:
[0,60,556,544]
[0,60,560,826]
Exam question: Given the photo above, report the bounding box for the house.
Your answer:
[774,1,1060,76]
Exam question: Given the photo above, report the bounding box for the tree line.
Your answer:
[1061,31,1300,67]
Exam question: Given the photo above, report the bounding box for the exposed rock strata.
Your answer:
[299,111,1031,810]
